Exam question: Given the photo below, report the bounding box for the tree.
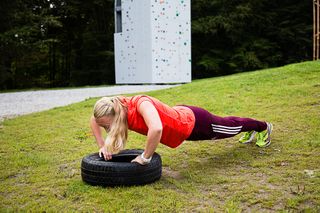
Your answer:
[0,0,115,89]
[191,0,312,78]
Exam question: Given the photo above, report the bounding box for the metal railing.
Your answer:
[313,0,320,60]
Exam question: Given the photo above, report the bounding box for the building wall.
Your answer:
[115,0,191,84]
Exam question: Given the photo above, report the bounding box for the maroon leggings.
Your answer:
[185,106,267,140]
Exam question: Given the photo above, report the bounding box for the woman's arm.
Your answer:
[90,116,113,160]
[132,101,163,164]
[90,115,104,148]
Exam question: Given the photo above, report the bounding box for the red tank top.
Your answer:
[121,95,195,148]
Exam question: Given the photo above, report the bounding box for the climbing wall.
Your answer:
[114,0,191,84]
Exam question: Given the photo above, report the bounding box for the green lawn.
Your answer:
[0,61,319,212]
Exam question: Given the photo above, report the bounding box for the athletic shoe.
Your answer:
[256,122,273,147]
[239,131,257,144]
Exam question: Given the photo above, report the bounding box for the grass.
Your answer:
[0,61,319,212]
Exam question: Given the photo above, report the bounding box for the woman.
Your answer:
[90,95,273,165]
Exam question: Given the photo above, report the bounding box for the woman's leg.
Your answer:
[186,106,267,140]
[210,115,267,140]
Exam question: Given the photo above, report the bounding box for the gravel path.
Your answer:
[0,85,179,122]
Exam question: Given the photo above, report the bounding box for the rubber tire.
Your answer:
[81,149,162,187]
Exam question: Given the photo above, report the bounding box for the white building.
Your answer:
[114,0,191,84]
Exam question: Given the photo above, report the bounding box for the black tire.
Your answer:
[81,149,162,186]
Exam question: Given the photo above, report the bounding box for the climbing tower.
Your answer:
[114,0,191,84]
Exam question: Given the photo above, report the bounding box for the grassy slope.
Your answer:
[0,61,319,212]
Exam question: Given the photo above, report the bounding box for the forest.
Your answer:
[0,0,312,89]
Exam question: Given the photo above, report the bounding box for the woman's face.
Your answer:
[96,115,114,132]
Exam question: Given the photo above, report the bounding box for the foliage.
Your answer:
[0,61,319,211]
[191,0,312,78]
[0,0,114,89]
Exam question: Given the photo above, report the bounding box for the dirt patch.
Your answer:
[162,167,184,180]
[58,162,78,178]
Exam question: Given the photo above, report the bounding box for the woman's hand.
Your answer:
[99,146,112,160]
[131,155,148,165]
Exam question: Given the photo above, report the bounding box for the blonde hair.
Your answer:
[93,96,128,154]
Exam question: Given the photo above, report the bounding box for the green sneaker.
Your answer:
[239,131,256,144]
[256,123,273,147]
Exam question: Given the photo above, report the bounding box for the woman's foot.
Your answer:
[239,131,257,144]
[256,123,273,147]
